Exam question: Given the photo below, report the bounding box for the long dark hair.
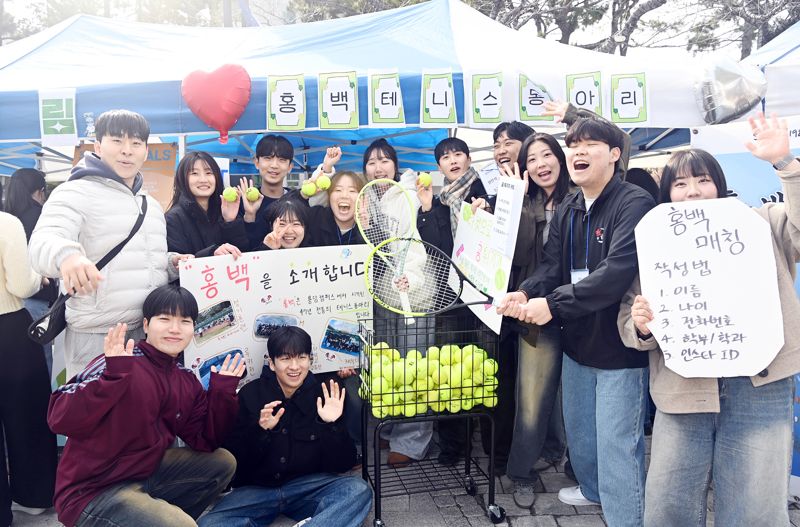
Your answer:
[5,168,46,219]
[517,133,571,208]
[169,152,223,221]
[658,149,728,203]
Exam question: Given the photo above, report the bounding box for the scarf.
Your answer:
[438,167,479,237]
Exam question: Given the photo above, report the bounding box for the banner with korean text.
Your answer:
[180,245,372,386]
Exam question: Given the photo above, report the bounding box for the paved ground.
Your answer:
[11,424,800,527]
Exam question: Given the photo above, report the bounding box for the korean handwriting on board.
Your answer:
[289,262,365,285]
[667,206,745,255]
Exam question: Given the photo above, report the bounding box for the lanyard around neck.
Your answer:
[569,207,591,271]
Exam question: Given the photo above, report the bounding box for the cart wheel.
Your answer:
[487,504,506,524]
[464,476,477,495]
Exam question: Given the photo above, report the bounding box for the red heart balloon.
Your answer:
[181,64,252,143]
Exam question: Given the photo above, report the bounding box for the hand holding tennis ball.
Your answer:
[222,187,238,202]
[417,172,433,187]
[301,181,317,197]
[246,187,261,202]
[316,174,332,190]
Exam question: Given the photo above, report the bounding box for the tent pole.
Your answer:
[178,134,186,161]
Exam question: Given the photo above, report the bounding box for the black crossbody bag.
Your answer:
[28,197,148,345]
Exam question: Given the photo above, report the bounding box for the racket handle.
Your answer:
[400,292,416,326]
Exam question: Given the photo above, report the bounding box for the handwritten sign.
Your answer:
[319,72,359,129]
[636,199,783,377]
[180,245,372,386]
[39,88,78,147]
[369,71,405,126]
[469,73,503,126]
[450,177,524,333]
[267,74,306,131]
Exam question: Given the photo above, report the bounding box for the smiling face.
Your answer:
[255,155,293,187]
[669,171,719,202]
[438,150,471,182]
[493,132,522,168]
[94,134,148,187]
[187,159,217,200]
[329,174,360,226]
[565,139,620,198]
[143,312,195,358]
[525,140,561,195]
[365,150,397,181]
[268,352,311,397]
[272,213,305,248]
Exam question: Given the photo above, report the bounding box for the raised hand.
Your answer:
[213,243,242,260]
[322,146,342,173]
[211,353,246,377]
[104,322,135,358]
[499,161,529,193]
[220,187,241,223]
[416,179,434,212]
[316,379,345,423]
[259,401,285,430]
[238,178,264,222]
[746,112,792,166]
[631,295,654,337]
[542,100,570,123]
[263,224,287,250]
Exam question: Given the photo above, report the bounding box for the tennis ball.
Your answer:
[482,358,498,377]
[427,346,440,361]
[222,187,238,202]
[472,371,484,386]
[430,364,449,385]
[461,379,475,397]
[381,392,395,406]
[448,366,463,388]
[246,187,260,202]
[448,399,463,413]
[373,342,391,352]
[372,406,390,418]
[390,349,401,361]
[403,402,418,417]
[461,397,475,411]
[482,393,498,408]
[392,360,405,387]
[415,358,429,378]
[439,348,452,366]
[483,375,499,393]
[301,181,317,197]
[438,384,452,402]
[406,349,423,365]
[417,172,432,187]
[404,364,417,384]
[388,404,403,417]
[414,377,430,393]
[371,376,390,396]
[461,352,475,372]
[473,387,485,400]
[316,174,331,190]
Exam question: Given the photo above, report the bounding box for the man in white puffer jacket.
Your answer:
[30,110,185,378]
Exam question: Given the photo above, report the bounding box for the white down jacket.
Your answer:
[29,153,176,333]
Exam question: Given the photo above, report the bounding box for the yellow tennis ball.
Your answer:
[301,181,317,197]
[417,172,432,187]
[222,187,238,202]
[246,187,260,202]
[316,174,332,190]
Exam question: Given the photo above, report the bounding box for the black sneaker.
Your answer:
[437,451,461,466]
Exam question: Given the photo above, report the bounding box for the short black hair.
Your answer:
[169,151,224,220]
[626,168,659,202]
[267,196,309,228]
[658,149,728,204]
[362,138,399,180]
[493,121,534,143]
[267,325,312,361]
[95,109,150,143]
[564,118,624,151]
[256,134,294,160]
[142,284,199,322]
[434,137,470,163]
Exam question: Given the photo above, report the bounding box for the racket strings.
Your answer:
[356,181,416,252]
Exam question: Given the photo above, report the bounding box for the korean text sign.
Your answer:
[180,245,372,386]
[635,199,782,377]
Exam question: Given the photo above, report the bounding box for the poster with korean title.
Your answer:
[450,177,525,333]
[635,199,783,378]
[180,245,372,387]
[369,70,405,127]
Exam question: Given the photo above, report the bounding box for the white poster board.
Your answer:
[180,245,372,386]
[451,177,524,333]
[635,199,783,378]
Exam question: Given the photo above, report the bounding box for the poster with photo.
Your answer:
[180,245,372,386]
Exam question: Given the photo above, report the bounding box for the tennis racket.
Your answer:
[365,236,495,317]
[355,178,419,323]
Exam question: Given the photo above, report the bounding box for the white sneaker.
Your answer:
[557,485,600,506]
[292,518,312,527]
[10,502,47,515]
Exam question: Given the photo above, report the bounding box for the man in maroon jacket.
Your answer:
[47,285,246,527]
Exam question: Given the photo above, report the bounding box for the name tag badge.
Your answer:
[571,268,589,284]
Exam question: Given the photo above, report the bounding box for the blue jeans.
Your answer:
[198,473,372,527]
[645,376,793,527]
[562,354,647,527]
[507,326,565,483]
[76,448,236,527]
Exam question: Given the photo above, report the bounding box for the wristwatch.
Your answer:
[773,154,797,170]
